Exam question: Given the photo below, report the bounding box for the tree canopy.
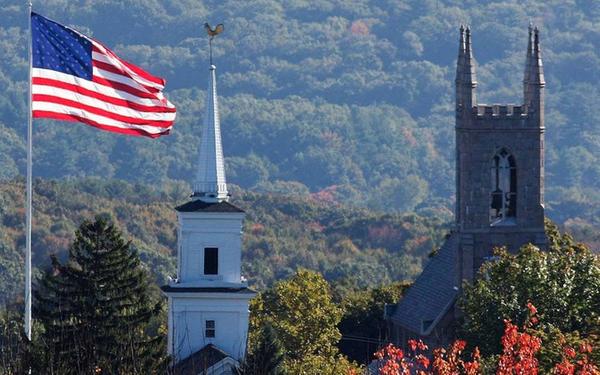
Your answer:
[460,220,600,368]
[0,178,445,306]
[250,269,358,373]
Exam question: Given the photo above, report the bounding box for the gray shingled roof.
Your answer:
[173,344,230,375]
[390,232,459,335]
[175,199,244,213]
[161,285,256,294]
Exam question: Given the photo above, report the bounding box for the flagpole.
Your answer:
[25,0,32,341]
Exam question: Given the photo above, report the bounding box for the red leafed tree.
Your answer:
[495,302,542,374]
[365,303,599,375]
[373,339,480,375]
[553,342,600,375]
[496,320,541,374]
[432,340,480,375]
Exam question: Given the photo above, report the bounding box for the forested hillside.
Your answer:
[0,178,445,305]
[1,1,600,227]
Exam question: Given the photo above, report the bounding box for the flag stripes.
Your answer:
[31,12,175,138]
[31,77,175,113]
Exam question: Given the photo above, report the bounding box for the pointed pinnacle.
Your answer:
[524,24,534,103]
[465,26,472,51]
[456,25,466,82]
[531,27,545,86]
[464,26,477,87]
[524,24,533,80]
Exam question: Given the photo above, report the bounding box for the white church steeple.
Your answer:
[162,25,255,371]
[193,64,229,202]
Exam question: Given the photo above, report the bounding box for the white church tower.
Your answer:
[162,61,255,373]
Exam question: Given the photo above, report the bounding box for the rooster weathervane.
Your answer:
[204,22,224,65]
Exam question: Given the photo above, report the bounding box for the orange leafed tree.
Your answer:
[362,303,599,375]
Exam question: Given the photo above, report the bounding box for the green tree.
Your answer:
[460,220,600,367]
[261,269,342,359]
[34,216,166,374]
[253,269,359,374]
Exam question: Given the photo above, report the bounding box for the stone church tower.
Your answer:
[454,25,547,282]
[387,26,547,346]
[162,63,255,374]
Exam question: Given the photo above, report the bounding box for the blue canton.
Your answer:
[31,12,93,80]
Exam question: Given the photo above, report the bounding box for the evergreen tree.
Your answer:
[237,323,284,375]
[0,304,31,375]
[34,216,165,374]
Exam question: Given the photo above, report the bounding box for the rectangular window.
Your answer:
[205,320,215,338]
[204,247,218,275]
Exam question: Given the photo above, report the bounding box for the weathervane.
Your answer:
[204,22,224,65]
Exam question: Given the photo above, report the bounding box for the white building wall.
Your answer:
[169,294,252,362]
[177,212,244,286]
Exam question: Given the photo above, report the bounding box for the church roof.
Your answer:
[172,344,231,375]
[175,199,244,213]
[389,232,459,335]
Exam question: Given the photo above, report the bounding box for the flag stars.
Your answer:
[32,15,94,80]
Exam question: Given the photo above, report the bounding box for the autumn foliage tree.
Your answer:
[460,220,600,362]
[553,342,599,375]
[367,303,598,375]
[372,339,480,374]
[496,303,542,375]
[251,269,359,374]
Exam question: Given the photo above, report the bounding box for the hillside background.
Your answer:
[1,1,600,303]
[0,178,446,305]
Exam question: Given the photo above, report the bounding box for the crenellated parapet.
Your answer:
[461,104,544,129]
[474,104,526,118]
[455,25,544,128]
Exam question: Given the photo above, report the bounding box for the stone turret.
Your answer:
[523,24,534,106]
[527,27,545,127]
[455,26,477,112]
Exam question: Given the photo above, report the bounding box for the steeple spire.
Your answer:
[192,64,229,202]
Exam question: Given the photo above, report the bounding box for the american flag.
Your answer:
[31,12,176,138]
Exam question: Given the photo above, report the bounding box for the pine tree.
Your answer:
[0,303,31,375]
[34,216,165,374]
[237,323,284,375]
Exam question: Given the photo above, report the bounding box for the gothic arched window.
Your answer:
[490,148,516,225]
